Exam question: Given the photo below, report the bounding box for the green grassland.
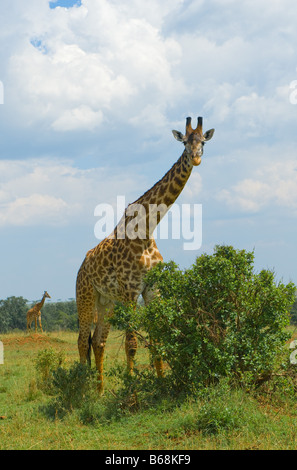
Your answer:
[0,329,297,450]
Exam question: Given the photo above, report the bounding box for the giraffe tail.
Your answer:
[87,332,92,366]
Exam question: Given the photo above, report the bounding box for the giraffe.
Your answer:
[76,116,214,393]
[26,291,51,333]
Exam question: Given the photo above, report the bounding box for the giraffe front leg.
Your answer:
[34,317,37,333]
[92,321,110,395]
[78,322,93,365]
[153,352,164,378]
[125,331,138,375]
[38,316,43,333]
[77,282,95,366]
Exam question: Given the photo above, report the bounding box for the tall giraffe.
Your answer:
[76,116,214,393]
[26,291,51,333]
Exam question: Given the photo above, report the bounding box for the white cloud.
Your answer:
[216,149,297,214]
[180,172,203,202]
[0,158,150,227]
[0,194,69,226]
[218,180,271,213]
[1,0,297,141]
[1,0,297,301]
[5,0,183,132]
[51,105,104,131]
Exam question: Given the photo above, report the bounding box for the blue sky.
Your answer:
[0,0,297,302]
[49,0,81,8]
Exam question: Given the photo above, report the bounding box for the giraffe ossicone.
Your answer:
[76,116,214,394]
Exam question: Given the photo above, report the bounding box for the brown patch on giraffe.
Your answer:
[163,195,172,206]
[169,183,180,196]
[152,251,163,261]
[163,173,169,183]
[102,257,110,267]
[174,176,183,187]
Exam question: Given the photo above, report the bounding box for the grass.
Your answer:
[0,329,297,450]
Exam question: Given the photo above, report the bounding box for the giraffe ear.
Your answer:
[172,130,187,142]
[203,129,215,141]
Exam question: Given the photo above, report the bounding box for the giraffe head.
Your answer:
[44,291,51,299]
[172,116,214,166]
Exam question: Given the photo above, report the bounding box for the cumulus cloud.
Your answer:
[51,105,104,131]
[1,0,297,143]
[0,158,150,227]
[1,1,297,228]
[5,0,184,132]
[180,172,203,202]
[0,194,69,226]
[216,148,297,215]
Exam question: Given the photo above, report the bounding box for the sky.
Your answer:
[0,0,297,302]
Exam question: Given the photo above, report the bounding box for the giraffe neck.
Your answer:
[36,295,46,309]
[116,150,193,240]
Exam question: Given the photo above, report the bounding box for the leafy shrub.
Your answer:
[290,296,297,324]
[114,245,296,393]
[0,296,28,332]
[103,363,177,419]
[35,347,65,393]
[47,362,99,418]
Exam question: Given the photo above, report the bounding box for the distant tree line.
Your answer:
[0,291,296,333]
[0,297,78,333]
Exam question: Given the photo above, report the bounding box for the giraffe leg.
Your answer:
[34,317,37,333]
[76,269,96,365]
[38,313,43,333]
[91,294,114,394]
[91,318,110,394]
[142,285,164,378]
[120,294,138,375]
[150,339,164,378]
[125,331,138,375]
[78,323,92,365]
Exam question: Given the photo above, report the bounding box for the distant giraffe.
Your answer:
[26,291,51,333]
[76,116,215,393]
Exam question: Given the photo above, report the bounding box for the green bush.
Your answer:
[0,296,28,332]
[114,245,296,393]
[47,362,99,418]
[290,296,297,324]
[35,347,65,393]
[103,363,176,419]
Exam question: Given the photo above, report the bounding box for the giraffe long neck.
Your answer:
[116,150,193,240]
[36,295,46,310]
